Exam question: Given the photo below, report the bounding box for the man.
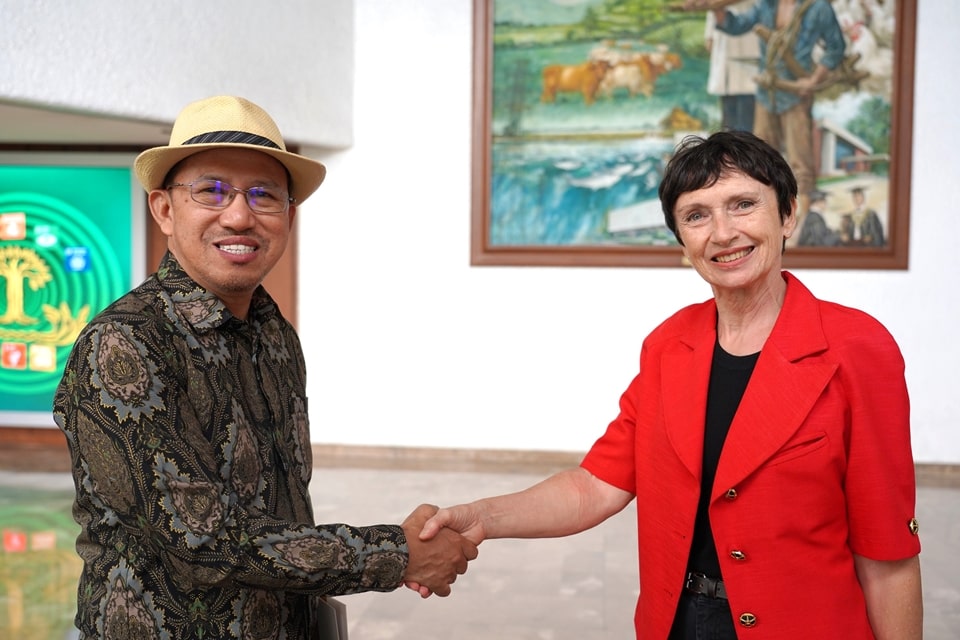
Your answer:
[53,95,477,639]
[840,185,885,246]
[797,188,840,246]
[695,0,847,227]
[703,0,760,132]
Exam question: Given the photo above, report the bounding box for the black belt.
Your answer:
[684,572,727,599]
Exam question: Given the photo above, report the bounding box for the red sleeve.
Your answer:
[580,365,646,494]
[833,309,921,560]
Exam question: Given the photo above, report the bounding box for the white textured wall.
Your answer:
[0,0,354,147]
[299,0,960,465]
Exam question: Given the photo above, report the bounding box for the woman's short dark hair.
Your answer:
[658,130,798,243]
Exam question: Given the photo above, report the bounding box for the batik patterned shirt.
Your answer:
[53,252,407,639]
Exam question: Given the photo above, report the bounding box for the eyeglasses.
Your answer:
[166,179,293,215]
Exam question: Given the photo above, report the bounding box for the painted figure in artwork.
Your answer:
[839,186,885,246]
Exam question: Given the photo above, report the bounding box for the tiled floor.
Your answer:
[1,465,957,639]
[316,467,960,640]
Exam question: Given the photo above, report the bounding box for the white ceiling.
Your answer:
[0,101,171,147]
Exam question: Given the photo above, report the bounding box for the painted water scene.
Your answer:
[475,0,910,268]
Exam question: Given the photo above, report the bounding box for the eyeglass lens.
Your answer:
[189,180,289,214]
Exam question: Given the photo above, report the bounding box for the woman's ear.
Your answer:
[783,197,799,239]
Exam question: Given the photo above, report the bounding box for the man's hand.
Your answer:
[793,75,819,97]
[400,504,478,598]
[404,503,486,598]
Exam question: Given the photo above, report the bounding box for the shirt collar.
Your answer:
[155,251,280,331]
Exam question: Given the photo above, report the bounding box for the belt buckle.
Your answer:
[685,572,705,594]
[685,572,721,599]
[705,576,719,598]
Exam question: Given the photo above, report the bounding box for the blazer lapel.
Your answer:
[662,304,718,482]
[713,273,838,497]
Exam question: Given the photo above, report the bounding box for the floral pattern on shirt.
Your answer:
[54,252,407,639]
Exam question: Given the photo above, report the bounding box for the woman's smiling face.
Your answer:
[674,170,796,293]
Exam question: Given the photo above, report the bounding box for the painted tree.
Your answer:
[0,246,52,325]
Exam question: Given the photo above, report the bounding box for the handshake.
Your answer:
[399,503,483,598]
[396,467,606,597]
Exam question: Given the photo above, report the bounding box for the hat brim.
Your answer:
[134,142,326,204]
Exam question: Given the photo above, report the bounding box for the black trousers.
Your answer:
[668,591,738,640]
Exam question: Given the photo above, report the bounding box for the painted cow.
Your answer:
[599,51,683,99]
[540,60,611,105]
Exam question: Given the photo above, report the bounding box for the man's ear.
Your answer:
[287,202,298,229]
[148,190,175,237]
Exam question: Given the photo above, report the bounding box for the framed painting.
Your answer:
[471,0,916,269]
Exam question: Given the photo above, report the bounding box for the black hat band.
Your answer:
[181,130,281,149]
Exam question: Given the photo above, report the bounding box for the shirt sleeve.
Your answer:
[809,1,847,70]
[716,3,761,36]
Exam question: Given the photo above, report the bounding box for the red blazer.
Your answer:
[582,272,920,639]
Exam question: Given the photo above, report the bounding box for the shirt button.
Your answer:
[725,488,738,500]
[739,612,757,627]
[730,550,746,561]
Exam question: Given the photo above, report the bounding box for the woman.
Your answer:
[413,130,922,638]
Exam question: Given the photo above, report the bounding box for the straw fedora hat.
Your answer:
[134,95,326,204]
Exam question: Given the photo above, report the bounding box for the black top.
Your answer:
[686,340,759,579]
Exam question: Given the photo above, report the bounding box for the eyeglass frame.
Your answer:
[165,179,295,215]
